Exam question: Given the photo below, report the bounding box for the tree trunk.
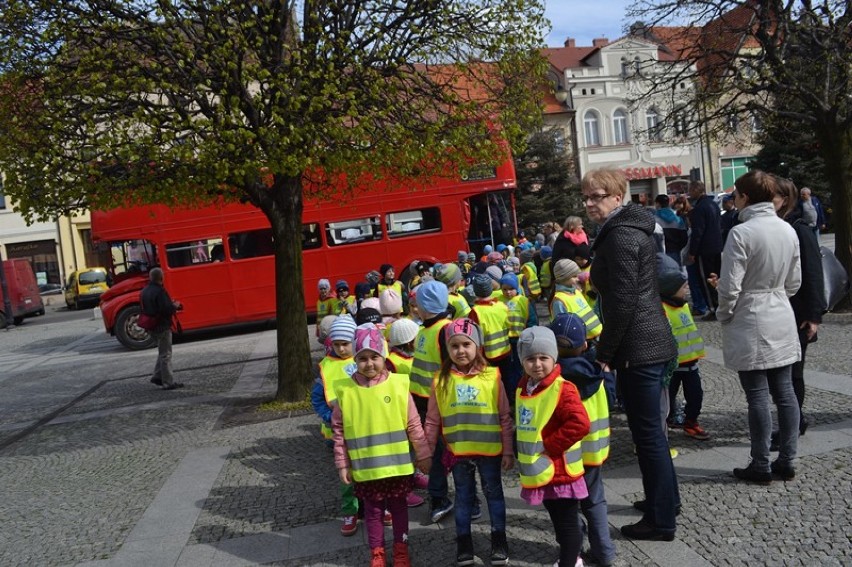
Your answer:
[818,125,852,308]
[261,174,313,402]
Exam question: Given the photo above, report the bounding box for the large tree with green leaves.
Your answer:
[629,0,851,301]
[0,1,548,400]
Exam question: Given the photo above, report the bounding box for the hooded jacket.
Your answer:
[590,203,677,369]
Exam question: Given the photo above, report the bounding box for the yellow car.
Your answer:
[64,267,110,310]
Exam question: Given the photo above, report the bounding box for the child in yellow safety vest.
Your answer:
[499,272,537,394]
[332,325,432,567]
[435,262,471,319]
[658,256,711,441]
[469,274,512,367]
[316,279,338,335]
[334,279,357,316]
[425,318,515,566]
[550,259,603,364]
[539,245,554,299]
[515,326,590,567]
[309,315,361,536]
[518,248,541,300]
[550,314,616,566]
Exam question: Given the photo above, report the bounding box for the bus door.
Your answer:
[466,191,514,256]
[162,237,237,329]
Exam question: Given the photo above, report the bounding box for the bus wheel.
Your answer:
[115,305,157,350]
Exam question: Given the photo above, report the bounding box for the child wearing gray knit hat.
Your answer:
[553,259,581,285]
[517,326,559,361]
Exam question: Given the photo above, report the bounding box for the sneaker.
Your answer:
[413,471,429,490]
[471,499,482,521]
[370,546,386,567]
[456,534,474,566]
[406,492,425,507]
[490,530,509,566]
[580,550,612,566]
[340,515,358,536]
[732,463,772,485]
[770,460,796,481]
[620,519,675,542]
[683,420,710,441]
[430,498,454,523]
[383,510,393,526]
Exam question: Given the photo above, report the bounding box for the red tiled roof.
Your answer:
[541,46,597,71]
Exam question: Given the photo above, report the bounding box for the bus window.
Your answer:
[325,216,382,246]
[110,239,156,275]
[166,238,224,268]
[386,207,441,238]
[229,229,274,260]
[302,223,321,250]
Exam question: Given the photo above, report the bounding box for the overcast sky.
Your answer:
[544,0,633,47]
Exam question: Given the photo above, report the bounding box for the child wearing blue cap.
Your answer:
[550,313,617,567]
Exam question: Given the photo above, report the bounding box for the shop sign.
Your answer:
[623,164,683,180]
[6,239,57,257]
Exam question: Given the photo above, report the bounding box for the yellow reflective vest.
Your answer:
[387,350,414,375]
[516,377,585,488]
[502,294,530,339]
[335,373,415,482]
[435,366,503,457]
[378,280,405,299]
[471,301,511,361]
[540,260,552,289]
[319,356,357,439]
[551,289,603,340]
[520,263,541,299]
[663,302,706,365]
[409,318,451,398]
[317,297,338,319]
[580,382,610,466]
[449,292,471,318]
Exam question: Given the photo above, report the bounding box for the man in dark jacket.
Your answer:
[687,180,723,319]
[583,168,679,543]
[140,268,183,390]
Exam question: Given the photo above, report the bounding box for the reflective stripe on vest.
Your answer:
[504,295,530,338]
[387,350,413,375]
[319,356,357,439]
[449,293,471,318]
[552,290,603,340]
[409,319,451,398]
[436,366,503,456]
[336,373,414,482]
[580,382,610,465]
[472,302,511,360]
[663,303,706,365]
[520,263,541,297]
[516,378,560,487]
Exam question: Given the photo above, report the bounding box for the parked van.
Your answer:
[64,267,110,310]
[0,258,45,327]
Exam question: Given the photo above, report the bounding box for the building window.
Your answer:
[634,57,642,75]
[583,110,601,146]
[0,180,6,210]
[621,58,630,77]
[581,88,587,96]
[751,113,763,133]
[590,88,596,95]
[673,108,689,138]
[613,109,630,144]
[720,157,753,191]
[727,114,740,132]
[646,108,663,142]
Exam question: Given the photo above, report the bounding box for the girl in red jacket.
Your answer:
[515,326,591,567]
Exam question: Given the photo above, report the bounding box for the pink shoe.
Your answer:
[406,492,425,507]
[413,471,429,490]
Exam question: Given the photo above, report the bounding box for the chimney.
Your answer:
[564,37,575,48]
[592,37,609,48]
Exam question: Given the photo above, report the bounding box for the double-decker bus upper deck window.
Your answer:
[386,207,442,238]
[325,217,382,247]
[165,237,224,268]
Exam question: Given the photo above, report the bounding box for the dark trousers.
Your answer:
[791,326,810,413]
[668,365,704,422]
[621,362,679,533]
[694,253,721,310]
[543,498,582,566]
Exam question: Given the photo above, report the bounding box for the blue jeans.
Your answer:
[428,435,449,501]
[738,365,799,470]
[669,366,703,422]
[579,466,616,563]
[452,456,505,535]
[621,362,679,533]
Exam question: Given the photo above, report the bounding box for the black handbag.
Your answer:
[820,246,849,312]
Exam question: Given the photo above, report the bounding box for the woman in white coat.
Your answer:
[713,170,801,484]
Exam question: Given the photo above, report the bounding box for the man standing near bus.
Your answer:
[141,268,184,390]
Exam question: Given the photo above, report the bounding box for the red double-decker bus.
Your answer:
[94,160,517,349]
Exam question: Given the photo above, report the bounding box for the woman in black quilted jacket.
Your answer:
[583,168,679,542]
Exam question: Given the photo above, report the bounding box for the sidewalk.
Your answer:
[2,321,850,566]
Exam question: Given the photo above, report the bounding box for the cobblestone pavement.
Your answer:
[1,313,850,567]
